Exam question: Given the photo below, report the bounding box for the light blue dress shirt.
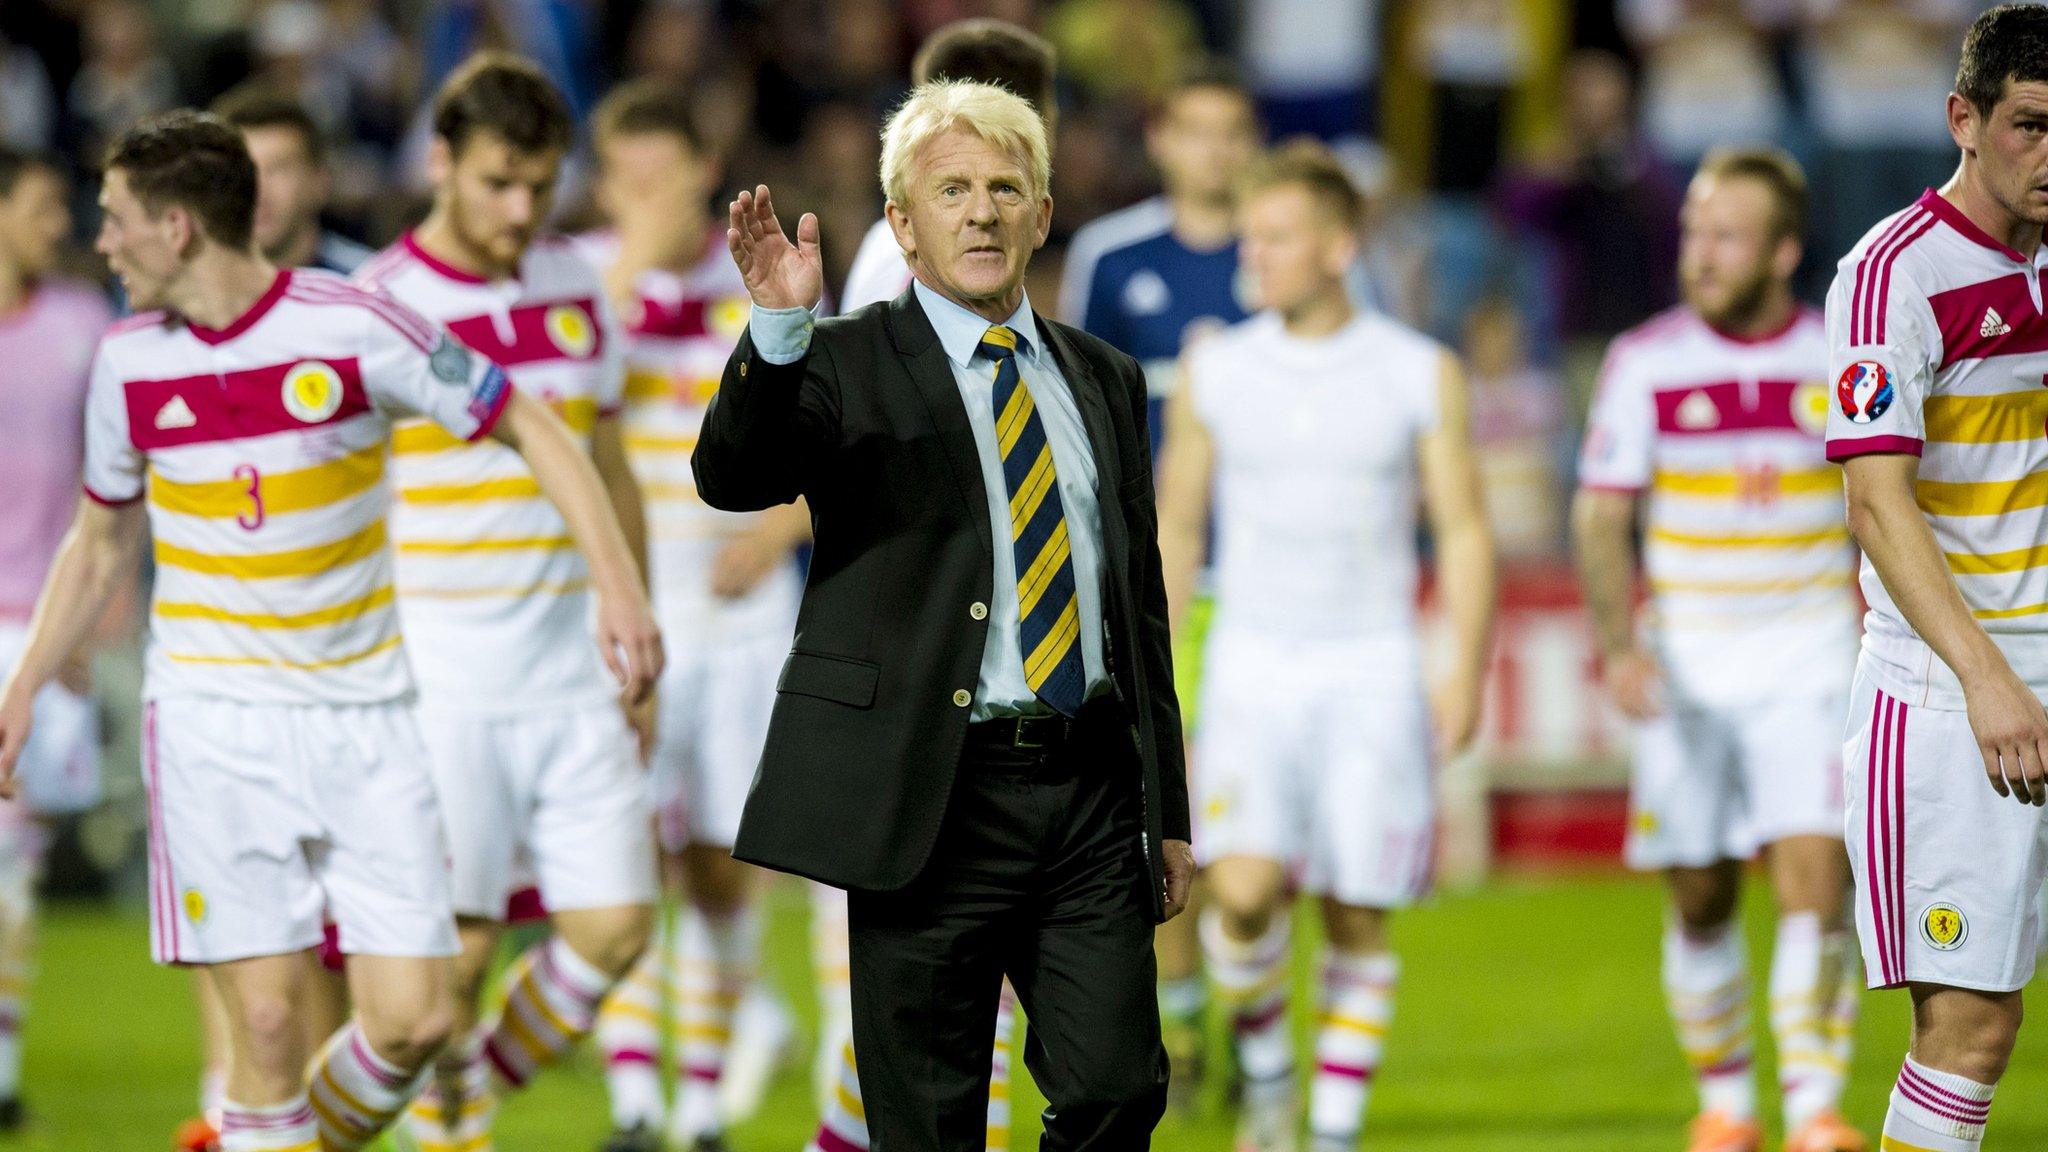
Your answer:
[748,281,1109,719]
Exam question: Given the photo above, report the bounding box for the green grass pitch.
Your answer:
[16,872,2048,1150]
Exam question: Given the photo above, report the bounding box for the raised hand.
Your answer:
[728,184,822,311]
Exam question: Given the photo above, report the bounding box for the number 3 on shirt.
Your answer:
[234,464,264,531]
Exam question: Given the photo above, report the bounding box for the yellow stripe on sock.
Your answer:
[986,1127,1009,1151]
[989,1079,1010,1101]
[498,1004,553,1065]
[603,1001,662,1027]
[509,968,574,1038]
[308,1087,372,1145]
[835,1080,866,1121]
[1318,1013,1388,1038]
[1880,1136,1939,1152]
[681,1023,732,1042]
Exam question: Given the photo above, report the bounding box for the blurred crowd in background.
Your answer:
[5,0,2003,892]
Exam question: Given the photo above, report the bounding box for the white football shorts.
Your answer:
[1192,629,1436,909]
[140,696,458,965]
[417,700,657,919]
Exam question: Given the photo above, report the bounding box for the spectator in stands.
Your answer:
[64,0,177,166]
[1497,48,1682,385]
[1624,0,1787,164]
[1240,0,1381,140]
[1045,0,1205,105]
[1799,0,1972,278]
[0,35,55,150]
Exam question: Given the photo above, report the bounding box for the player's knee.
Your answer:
[233,995,309,1078]
[357,996,456,1072]
[1205,860,1285,934]
[1668,869,1740,933]
[569,906,655,978]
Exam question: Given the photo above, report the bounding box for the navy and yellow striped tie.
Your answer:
[982,325,1084,716]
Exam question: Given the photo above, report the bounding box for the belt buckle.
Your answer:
[1012,716,1045,750]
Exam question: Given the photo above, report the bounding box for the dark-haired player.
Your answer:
[1824,6,2048,1150]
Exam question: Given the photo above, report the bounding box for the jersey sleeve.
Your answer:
[81,347,143,505]
[1823,253,1939,462]
[1577,338,1655,492]
[357,298,513,442]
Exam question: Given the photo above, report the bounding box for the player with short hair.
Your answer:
[1574,147,1866,1152]
[0,108,660,1152]
[1156,141,1496,1152]
[572,78,807,1152]
[1058,63,1258,446]
[350,54,662,1152]
[210,83,371,275]
[1823,7,2048,1150]
[0,143,115,1135]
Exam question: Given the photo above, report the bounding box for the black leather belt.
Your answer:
[965,713,1077,752]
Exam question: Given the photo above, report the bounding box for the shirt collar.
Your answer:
[913,278,1040,367]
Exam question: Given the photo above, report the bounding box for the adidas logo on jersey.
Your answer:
[1675,390,1720,430]
[1981,307,2011,338]
[154,395,196,430]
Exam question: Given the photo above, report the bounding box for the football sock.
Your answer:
[219,1096,319,1152]
[308,1023,417,1151]
[672,904,758,1139]
[1663,918,1755,1119]
[1771,913,1853,1129]
[1309,950,1396,1145]
[596,909,670,1129]
[481,936,612,1093]
[1882,1055,1993,1151]
[1202,908,1294,1091]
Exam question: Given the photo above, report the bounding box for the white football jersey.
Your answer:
[1580,305,1858,701]
[356,234,625,710]
[1826,189,2048,705]
[571,231,801,643]
[82,269,508,705]
[1184,310,1442,655]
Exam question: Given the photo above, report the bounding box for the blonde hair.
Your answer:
[879,79,1050,207]
[1239,138,1366,230]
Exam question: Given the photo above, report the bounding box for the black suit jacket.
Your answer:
[692,286,1190,919]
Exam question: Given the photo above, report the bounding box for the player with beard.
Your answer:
[1574,149,1865,1152]
[353,54,660,1151]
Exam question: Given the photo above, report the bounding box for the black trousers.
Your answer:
[846,711,1169,1152]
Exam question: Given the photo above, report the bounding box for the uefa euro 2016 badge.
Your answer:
[281,361,344,423]
[1836,361,1894,424]
[546,303,597,358]
[1921,902,1967,951]
[1792,380,1831,435]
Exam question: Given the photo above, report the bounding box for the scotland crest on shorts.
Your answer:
[1836,361,1894,424]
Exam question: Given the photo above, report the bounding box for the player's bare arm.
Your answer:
[0,497,146,789]
[1571,488,1662,721]
[490,391,665,702]
[729,185,822,311]
[1418,351,1497,758]
[589,410,660,759]
[1845,451,2048,805]
[709,500,811,600]
[1154,363,1215,634]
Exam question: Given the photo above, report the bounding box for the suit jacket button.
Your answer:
[952,689,972,708]
[969,601,988,620]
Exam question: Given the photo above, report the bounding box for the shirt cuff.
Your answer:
[1826,434,1922,463]
[748,304,814,365]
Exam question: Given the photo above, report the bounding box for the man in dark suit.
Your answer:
[694,79,1193,1151]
